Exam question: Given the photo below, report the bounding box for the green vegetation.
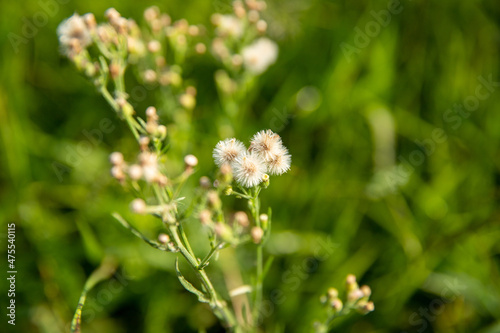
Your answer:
[1,0,500,332]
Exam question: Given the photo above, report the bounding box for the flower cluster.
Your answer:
[213,130,291,188]
[211,0,278,75]
[315,274,374,332]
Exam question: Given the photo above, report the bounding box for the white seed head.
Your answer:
[241,38,278,75]
[233,152,266,188]
[249,129,283,160]
[259,214,268,224]
[57,13,92,56]
[266,146,291,175]
[213,138,246,167]
[130,198,147,214]
[184,154,198,167]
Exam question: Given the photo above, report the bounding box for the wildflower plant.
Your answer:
[57,1,372,332]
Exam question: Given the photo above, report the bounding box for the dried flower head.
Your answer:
[241,38,278,74]
[233,152,266,188]
[213,138,246,167]
[249,129,283,160]
[266,147,291,175]
[57,13,92,56]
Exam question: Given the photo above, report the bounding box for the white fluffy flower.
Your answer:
[241,38,278,75]
[233,152,267,188]
[249,129,283,161]
[266,147,291,175]
[213,138,246,167]
[216,15,243,38]
[57,13,92,56]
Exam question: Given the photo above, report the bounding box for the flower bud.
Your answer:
[261,174,270,188]
[184,154,198,168]
[358,301,374,315]
[199,209,212,225]
[157,125,167,139]
[207,190,221,210]
[327,288,338,300]
[215,223,233,242]
[111,166,125,180]
[128,164,143,180]
[223,186,233,196]
[259,214,269,230]
[248,10,259,23]
[251,226,264,244]
[347,288,364,303]
[130,198,147,214]
[179,93,196,110]
[195,43,206,54]
[110,152,124,165]
[199,176,211,189]
[148,40,161,53]
[331,299,343,312]
[256,20,267,33]
[346,274,358,291]
[158,233,170,244]
[234,211,249,227]
[360,285,371,298]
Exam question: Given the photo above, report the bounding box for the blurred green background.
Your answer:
[1,0,500,332]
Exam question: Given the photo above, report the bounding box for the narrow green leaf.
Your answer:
[71,258,117,333]
[261,256,275,280]
[175,258,210,303]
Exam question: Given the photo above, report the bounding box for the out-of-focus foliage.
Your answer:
[1,0,500,332]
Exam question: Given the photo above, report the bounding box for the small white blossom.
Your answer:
[57,13,92,56]
[213,138,246,167]
[233,152,266,188]
[241,38,278,74]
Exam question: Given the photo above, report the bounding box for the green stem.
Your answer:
[199,242,224,269]
[250,187,263,327]
[169,225,236,328]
